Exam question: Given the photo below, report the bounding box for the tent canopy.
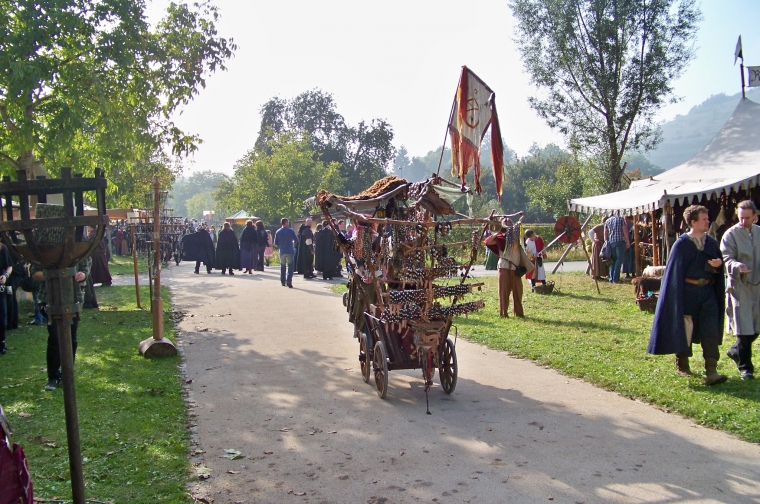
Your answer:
[569,98,760,215]
[226,210,259,223]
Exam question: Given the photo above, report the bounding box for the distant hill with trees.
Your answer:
[646,88,760,170]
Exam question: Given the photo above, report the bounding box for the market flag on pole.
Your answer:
[448,66,504,200]
[735,35,743,65]
[748,66,760,87]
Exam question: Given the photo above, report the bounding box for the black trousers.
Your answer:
[677,284,721,361]
[256,245,266,271]
[83,276,98,308]
[730,334,758,374]
[46,318,79,381]
[5,291,17,329]
[0,293,5,345]
[195,261,212,273]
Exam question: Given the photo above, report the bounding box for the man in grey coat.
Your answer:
[720,200,760,380]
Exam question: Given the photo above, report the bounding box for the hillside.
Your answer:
[647,88,760,170]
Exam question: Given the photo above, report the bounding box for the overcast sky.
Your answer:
[148,0,760,175]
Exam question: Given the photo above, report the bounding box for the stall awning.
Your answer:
[569,98,760,215]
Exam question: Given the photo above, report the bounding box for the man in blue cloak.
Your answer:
[647,204,727,385]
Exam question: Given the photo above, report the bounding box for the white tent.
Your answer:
[569,98,760,215]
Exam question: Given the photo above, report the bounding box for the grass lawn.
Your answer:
[0,286,190,503]
[332,273,760,443]
[109,253,150,276]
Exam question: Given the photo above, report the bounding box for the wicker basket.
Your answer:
[534,280,555,295]
[637,295,658,313]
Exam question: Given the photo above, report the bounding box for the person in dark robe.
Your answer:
[255,221,268,271]
[313,223,323,274]
[0,244,11,354]
[6,256,25,329]
[295,219,316,279]
[182,227,215,273]
[239,220,259,274]
[315,220,341,280]
[88,226,112,287]
[215,222,241,275]
[115,226,123,256]
[648,204,727,386]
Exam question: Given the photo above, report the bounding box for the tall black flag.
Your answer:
[735,35,743,65]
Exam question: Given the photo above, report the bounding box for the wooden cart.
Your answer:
[320,176,489,411]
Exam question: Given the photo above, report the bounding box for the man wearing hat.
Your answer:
[484,213,532,318]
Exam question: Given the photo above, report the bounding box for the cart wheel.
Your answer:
[439,338,458,394]
[359,332,372,383]
[373,340,388,399]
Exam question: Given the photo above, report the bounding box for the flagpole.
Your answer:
[436,91,458,177]
[741,62,746,98]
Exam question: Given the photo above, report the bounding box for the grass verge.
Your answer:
[109,253,150,276]
[0,286,190,503]
[331,273,760,443]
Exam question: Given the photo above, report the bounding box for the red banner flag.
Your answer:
[448,66,504,200]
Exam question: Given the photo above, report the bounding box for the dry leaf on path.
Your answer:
[195,465,212,480]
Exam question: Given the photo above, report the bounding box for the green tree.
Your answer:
[108,151,178,209]
[185,191,218,220]
[0,0,235,187]
[500,143,570,221]
[525,158,584,219]
[255,89,395,194]
[226,132,344,224]
[169,170,229,217]
[509,0,701,192]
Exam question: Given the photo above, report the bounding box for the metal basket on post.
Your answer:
[0,167,108,504]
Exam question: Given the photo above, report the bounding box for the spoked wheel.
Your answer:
[439,338,458,394]
[359,332,373,383]
[373,340,388,399]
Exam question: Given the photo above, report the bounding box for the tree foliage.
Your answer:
[184,191,219,220]
[256,89,395,194]
[221,132,344,225]
[0,0,235,192]
[169,170,229,217]
[509,0,701,192]
[524,157,584,220]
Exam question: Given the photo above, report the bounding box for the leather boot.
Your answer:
[676,355,692,376]
[704,358,727,386]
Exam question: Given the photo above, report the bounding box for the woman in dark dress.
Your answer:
[215,222,241,275]
[0,243,12,354]
[88,226,112,286]
[239,220,258,274]
[255,221,268,271]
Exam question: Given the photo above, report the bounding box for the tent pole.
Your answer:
[664,202,672,264]
[435,91,458,177]
[634,214,641,276]
[652,211,660,267]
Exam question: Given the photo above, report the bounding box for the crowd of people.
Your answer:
[11,204,754,393]
[181,217,344,285]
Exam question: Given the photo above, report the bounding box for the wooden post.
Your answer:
[634,214,642,276]
[131,222,141,309]
[664,202,672,264]
[138,178,176,357]
[651,211,660,267]
[151,178,163,341]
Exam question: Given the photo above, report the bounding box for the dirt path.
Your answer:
[168,264,760,504]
